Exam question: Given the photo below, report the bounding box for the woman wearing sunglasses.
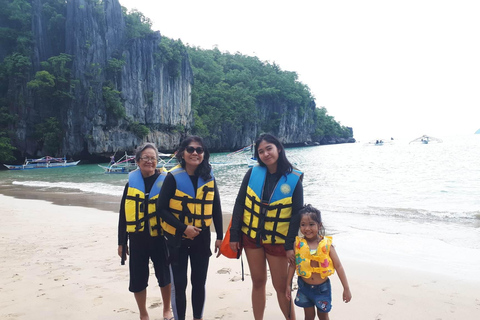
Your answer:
[117,142,173,320]
[229,133,304,320]
[157,136,223,320]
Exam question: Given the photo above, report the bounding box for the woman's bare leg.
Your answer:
[266,253,295,319]
[245,247,267,320]
[160,284,173,319]
[134,289,149,320]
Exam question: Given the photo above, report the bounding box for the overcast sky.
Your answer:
[119,0,480,141]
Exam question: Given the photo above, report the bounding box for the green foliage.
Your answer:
[107,58,126,73]
[0,132,16,163]
[27,70,55,90]
[145,91,153,106]
[6,0,32,30]
[188,46,352,143]
[35,117,62,155]
[103,85,125,119]
[42,0,67,33]
[3,52,31,80]
[28,54,74,103]
[156,37,185,78]
[128,121,150,138]
[188,47,311,141]
[0,106,17,162]
[313,107,351,140]
[0,0,33,56]
[122,8,154,39]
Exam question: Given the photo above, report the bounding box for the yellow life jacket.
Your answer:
[241,166,302,244]
[125,169,166,236]
[295,236,335,279]
[161,165,215,236]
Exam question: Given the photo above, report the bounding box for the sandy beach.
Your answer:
[0,193,479,320]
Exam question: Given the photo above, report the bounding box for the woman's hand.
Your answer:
[184,225,202,239]
[214,239,222,257]
[229,241,240,252]
[117,244,129,260]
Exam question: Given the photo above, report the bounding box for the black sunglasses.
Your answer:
[185,146,204,154]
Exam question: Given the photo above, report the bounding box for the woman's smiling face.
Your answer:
[183,141,204,172]
[257,140,279,170]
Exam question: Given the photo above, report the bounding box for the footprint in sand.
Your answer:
[387,299,396,305]
[12,274,22,282]
[217,268,231,274]
[93,295,103,306]
[149,301,163,309]
[115,308,129,313]
[381,287,389,291]
[229,275,243,282]
[4,313,25,318]
[375,314,382,320]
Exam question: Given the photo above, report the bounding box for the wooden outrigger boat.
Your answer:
[409,135,443,144]
[99,152,178,174]
[3,156,80,170]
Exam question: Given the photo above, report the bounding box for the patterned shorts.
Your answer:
[294,277,332,312]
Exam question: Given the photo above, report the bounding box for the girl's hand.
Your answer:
[184,225,202,239]
[343,288,352,303]
[229,241,240,252]
[286,249,295,265]
[285,284,292,300]
[214,239,222,257]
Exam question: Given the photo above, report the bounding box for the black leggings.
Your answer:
[170,238,211,320]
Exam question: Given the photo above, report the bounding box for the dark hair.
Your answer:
[254,133,293,176]
[175,135,212,180]
[135,142,159,162]
[298,204,325,236]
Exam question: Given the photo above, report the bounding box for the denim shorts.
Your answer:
[294,277,332,312]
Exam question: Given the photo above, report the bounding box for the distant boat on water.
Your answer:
[98,152,178,174]
[409,135,443,144]
[3,156,80,170]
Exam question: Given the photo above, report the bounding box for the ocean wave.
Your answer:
[324,204,477,223]
[12,180,123,196]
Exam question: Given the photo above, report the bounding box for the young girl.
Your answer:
[286,204,351,320]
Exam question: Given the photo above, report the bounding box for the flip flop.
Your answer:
[164,317,174,320]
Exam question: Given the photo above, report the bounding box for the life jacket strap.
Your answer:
[125,193,145,233]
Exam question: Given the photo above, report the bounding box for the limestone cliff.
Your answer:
[10,0,193,157]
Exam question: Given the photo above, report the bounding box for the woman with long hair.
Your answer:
[157,136,223,320]
[230,133,304,320]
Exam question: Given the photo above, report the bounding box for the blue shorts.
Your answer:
[294,277,332,312]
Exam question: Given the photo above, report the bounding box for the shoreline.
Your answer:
[1,194,479,319]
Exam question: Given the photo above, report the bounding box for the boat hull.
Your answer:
[3,160,80,170]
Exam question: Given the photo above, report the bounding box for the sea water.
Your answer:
[1,134,479,280]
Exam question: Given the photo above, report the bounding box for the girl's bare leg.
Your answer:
[304,306,316,320]
[318,310,330,320]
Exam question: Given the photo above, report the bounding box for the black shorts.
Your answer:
[128,231,171,292]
